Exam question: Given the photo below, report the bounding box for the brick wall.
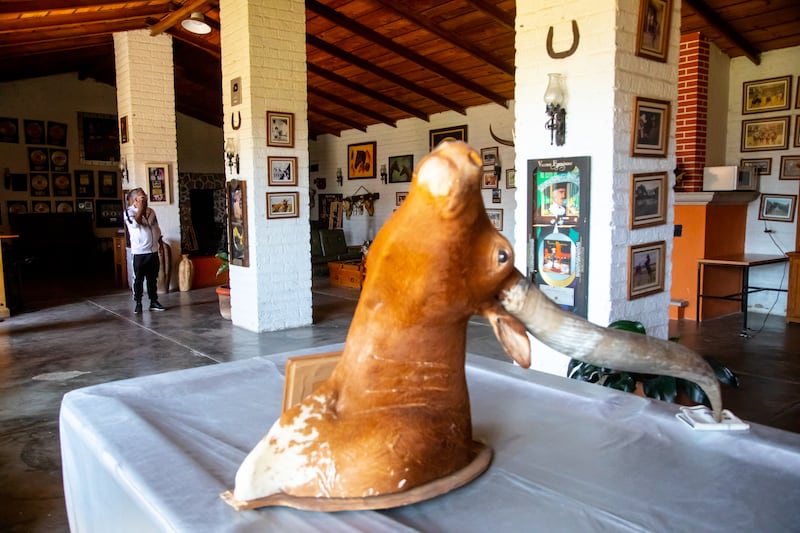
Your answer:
[676,33,709,192]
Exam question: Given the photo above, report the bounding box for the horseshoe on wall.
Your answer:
[231,111,241,130]
[546,20,580,59]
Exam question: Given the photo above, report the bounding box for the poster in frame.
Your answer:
[741,76,792,114]
[74,169,95,197]
[779,155,800,180]
[268,156,298,186]
[630,172,667,229]
[740,158,772,176]
[758,194,796,223]
[98,171,119,198]
[634,0,672,63]
[266,191,300,219]
[77,112,120,164]
[628,240,665,300]
[267,111,294,148]
[631,96,670,157]
[227,179,249,268]
[96,199,123,228]
[146,163,170,204]
[505,168,516,189]
[347,142,376,179]
[486,208,503,231]
[429,125,467,150]
[388,154,413,183]
[741,116,790,152]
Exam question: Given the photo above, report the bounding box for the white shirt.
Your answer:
[125,205,162,255]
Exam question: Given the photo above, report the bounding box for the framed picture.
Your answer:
[77,112,120,164]
[282,351,341,412]
[388,154,413,183]
[30,173,49,196]
[52,173,72,196]
[491,188,502,204]
[628,241,665,300]
[76,199,94,215]
[348,141,376,179]
[631,97,670,157]
[318,193,342,222]
[396,192,408,206]
[50,148,68,172]
[486,208,503,231]
[32,200,51,214]
[54,200,74,213]
[119,115,129,144]
[630,172,667,229]
[28,147,48,171]
[505,168,516,189]
[779,155,800,180]
[24,119,45,144]
[145,163,170,203]
[740,158,772,176]
[795,116,800,147]
[0,117,19,143]
[47,121,67,146]
[480,147,499,167]
[742,76,792,114]
[634,0,672,63]
[227,179,249,267]
[758,194,796,223]
[7,200,28,215]
[267,156,298,186]
[741,116,790,152]
[98,171,119,198]
[74,169,95,197]
[267,191,300,219]
[267,111,294,148]
[96,199,124,228]
[429,125,467,150]
[481,167,498,189]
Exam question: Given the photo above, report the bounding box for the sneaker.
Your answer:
[149,301,166,311]
[134,302,142,314]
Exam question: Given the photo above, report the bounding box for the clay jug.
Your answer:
[179,254,194,292]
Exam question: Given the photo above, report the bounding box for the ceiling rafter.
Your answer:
[307,86,397,128]
[308,103,367,133]
[464,0,515,31]
[150,0,210,36]
[0,18,144,46]
[683,0,761,65]
[0,6,166,32]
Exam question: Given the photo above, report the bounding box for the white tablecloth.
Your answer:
[60,346,800,532]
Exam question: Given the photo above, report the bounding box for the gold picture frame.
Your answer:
[631,97,670,157]
[628,241,666,300]
[630,172,667,229]
[282,351,341,412]
[635,0,672,63]
[266,111,294,148]
[742,76,792,115]
[347,141,376,179]
[740,116,790,152]
[145,163,170,204]
[266,191,300,219]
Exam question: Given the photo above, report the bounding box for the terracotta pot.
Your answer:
[216,285,231,320]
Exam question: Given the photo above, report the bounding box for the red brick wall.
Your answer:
[676,33,710,192]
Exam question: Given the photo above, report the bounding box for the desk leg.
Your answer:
[740,266,750,337]
[696,263,702,322]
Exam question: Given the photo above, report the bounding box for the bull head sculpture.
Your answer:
[228,140,721,510]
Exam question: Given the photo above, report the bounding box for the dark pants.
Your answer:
[132,252,160,303]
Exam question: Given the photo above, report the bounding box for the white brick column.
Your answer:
[220,0,312,331]
[114,30,180,289]
[514,0,680,375]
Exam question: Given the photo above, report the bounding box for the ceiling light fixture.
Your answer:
[181,11,212,35]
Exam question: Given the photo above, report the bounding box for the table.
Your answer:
[696,253,788,335]
[60,347,800,532]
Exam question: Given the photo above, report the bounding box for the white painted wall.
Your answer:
[176,114,225,173]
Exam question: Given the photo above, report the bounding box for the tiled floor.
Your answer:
[0,273,797,531]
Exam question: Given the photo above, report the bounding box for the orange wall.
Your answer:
[671,205,706,320]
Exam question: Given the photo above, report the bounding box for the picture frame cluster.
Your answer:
[265,111,300,221]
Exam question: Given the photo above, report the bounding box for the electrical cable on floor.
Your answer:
[748,233,789,338]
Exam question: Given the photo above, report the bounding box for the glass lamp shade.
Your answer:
[543,73,565,106]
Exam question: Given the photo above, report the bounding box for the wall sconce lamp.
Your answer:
[225,138,239,174]
[544,73,566,146]
[119,156,129,183]
[380,164,388,184]
[336,168,343,186]
[181,11,212,35]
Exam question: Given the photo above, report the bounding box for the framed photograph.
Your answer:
[145,163,170,203]
[267,191,300,219]
[98,171,119,198]
[74,169,95,197]
[268,156,298,186]
[47,121,67,146]
[628,241,665,300]
[29,173,50,197]
[742,76,792,114]
[282,351,341,412]
[630,172,667,229]
[486,209,503,231]
[741,116,790,152]
[52,173,72,197]
[758,194,796,223]
[631,97,670,157]
[481,147,499,167]
[388,154,413,183]
[740,158,772,176]
[779,155,800,180]
[0,117,20,143]
[32,200,51,214]
[119,115,129,144]
[54,200,74,213]
[227,179,249,267]
[96,199,124,228]
[28,147,49,171]
[50,148,68,172]
[76,199,94,215]
[77,112,119,164]
[491,188,502,204]
[7,200,28,215]
[635,0,672,63]
[429,125,467,150]
[267,111,294,148]
[505,168,516,189]
[481,167,498,189]
[348,141,376,179]
[396,192,408,206]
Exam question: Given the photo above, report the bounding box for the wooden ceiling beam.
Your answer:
[464,0,515,31]
[0,34,110,56]
[683,0,761,65]
[149,0,210,36]
[308,103,368,133]
[307,63,429,123]
[307,86,397,128]
[307,34,466,116]
[0,18,143,45]
[168,29,220,58]
[0,1,140,14]
[0,6,166,32]
[373,0,514,77]
[306,0,509,109]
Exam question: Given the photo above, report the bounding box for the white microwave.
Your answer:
[702,165,759,191]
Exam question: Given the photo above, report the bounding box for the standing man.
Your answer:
[125,188,166,314]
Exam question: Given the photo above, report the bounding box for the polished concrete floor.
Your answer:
[1,273,798,532]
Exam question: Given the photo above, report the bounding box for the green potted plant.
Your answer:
[215,251,231,320]
[567,320,738,406]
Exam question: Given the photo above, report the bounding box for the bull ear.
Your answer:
[484,305,531,368]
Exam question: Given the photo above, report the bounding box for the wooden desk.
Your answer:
[696,253,788,335]
[0,235,20,318]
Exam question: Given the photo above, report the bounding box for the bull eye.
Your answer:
[498,249,509,264]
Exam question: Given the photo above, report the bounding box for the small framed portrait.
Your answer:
[145,163,170,203]
[628,241,666,300]
[742,76,792,114]
[758,194,796,223]
[268,156,298,186]
[266,191,300,219]
[630,172,667,229]
[74,169,95,197]
[267,111,294,148]
[486,208,503,231]
[98,170,119,198]
[480,147,499,167]
[227,179,249,267]
[395,192,408,206]
[429,125,467,150]
[388,154,413,183]
[634,0,672,63]
[779,155,800,180]
[631,96,670,157]
[505,168,516,189]
[740,158,772,176]
[741,116,790,152]
[348,141,376,179]
[481,167,498,189]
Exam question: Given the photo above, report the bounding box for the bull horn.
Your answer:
[499,276,723,422]
[489,124,515,147]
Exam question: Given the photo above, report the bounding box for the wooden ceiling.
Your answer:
[1,0,798,137]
